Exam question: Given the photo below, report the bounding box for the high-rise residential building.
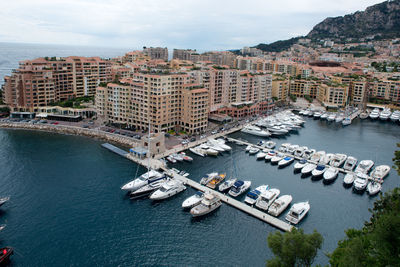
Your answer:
[143,47,169,61]
[289,80,319,99]
[317,83,349,108]
[369,80,400,106]
[3,56,112,111]
[96,73,209,134]
[272,79,289,102]
[349,80,368,106]
[121,51,150,63]
[172,49,198,61]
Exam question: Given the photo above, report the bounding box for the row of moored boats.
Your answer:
[361,108,400,123]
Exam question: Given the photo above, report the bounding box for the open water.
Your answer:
[0,117,399,266]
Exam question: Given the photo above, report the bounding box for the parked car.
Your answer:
[51,121,59,125]
[190,137,196,142]
[181,139,189,144]
[88,121,94,125]
[211,130,218,134]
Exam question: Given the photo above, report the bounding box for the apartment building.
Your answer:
[172,49,198,61]
[317,83,349,108]
[272,79,289,102]
[349,80,368,106]
[289,80,319,99]
[122,51,149,63]
[96,73,209,134]
[370,80,400,106]
[3,56,112,111]
[143,47,168,61]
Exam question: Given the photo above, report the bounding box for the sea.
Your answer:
[0,43,399,266]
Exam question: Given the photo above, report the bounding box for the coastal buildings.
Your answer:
[143,47,169,61]
[3,56,112,112]
[317,83,348,108]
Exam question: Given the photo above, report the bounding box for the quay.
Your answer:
[102,142,294,232]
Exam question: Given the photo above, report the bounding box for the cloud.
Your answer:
[0,0,385,50]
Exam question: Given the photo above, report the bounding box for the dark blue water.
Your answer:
[0,118,399,266]
[0,42,129,86]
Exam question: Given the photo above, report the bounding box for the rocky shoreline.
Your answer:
[0,122,139,148]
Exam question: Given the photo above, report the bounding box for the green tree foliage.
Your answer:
[329,187,400,266]
[394,143,400,175]
[289,94,297,102]
[267,228,323,267]
[255,37,302,53]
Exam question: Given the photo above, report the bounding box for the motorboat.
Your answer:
[303,149,316,160]
[213,139,232,151]
[218,178,237,192]
[268,126,288,136]
[301,163,317,175]
[121,170,164,191]
[180,152,193,162]
[353,173,370,191]
[278,156,294,167]
[359,112,369,119]
[294,146,308,157]
[270,152,284,165]
[189,147,206,157]
[129,176,169,199]
[379,108,391,120]
[343,156,358,171]
[264,150,277,161]
[390,111,400,122]
[228,180,252,197]
[190,193,222,217]
[286,144,299,155]
[369,108,380,119]
[255,188,280,211]
[327,113,336,122]
[323,167,339,182]
[245,145,252,152]
[206,143,224,152]
[285,201,310,225]
[0,225,5,232]
[342,117,351,126]
[294,159,308,171]
[244,185,269,205]
[206,148,219,156]
[256,151,267,160]
[370,165,390,180]
[268,195,293,217]
[278,143,291,153]
[265,141,276,149]
[249,147,260,155]
[320,113,328,120]
[310,151,325,163]
[200,172,218,185]
[0,247,13,265]
[171,153,184,162]
[367,181,382,196]
[182,191,204,209]
[329,153,347,168]
[311,165,326,177]
[354,160,374,174]
[0,197,10,207]
[320,153,334,165]
[206,173,226,189]
[343,172,356,186]
[241,125,270,137]
[149,179,186,200]
[313,112,322,119]
[166,155,177,163]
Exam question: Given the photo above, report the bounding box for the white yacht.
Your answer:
[342,117,351,126]
[206,142,225,152]
[244,185,269,205]
[249,147,260,155]
[171,153,184,162]
[255,188,280,211]
[286,144,299,155]
[241,125,270,137]
[370,165,390,180]
[303,149,316,160]
[327,113,336,122]
[310,151,325,163]
[353,173,369,191]
[182,191,204,209]
[379,108,391,120]
[200,172,218,185]
[294,146,308,158]
[256,151,267,160]
[313,111,322,119]
[343,156,358,171]
[367,181,382,196]
[206,148,219,156]
[270,152,285,164]
[320,153,334,165]
[190,193,222,217]
[359,112,369,119]
[323,167,339,182]
[335,114,344,123]
[189,147,206,157]
[264,150,277,161]
[278,143,291,153]
[268,195,293,217]
[354,160,374,174]
[320,113,328,120]
[301,163,317,175]
[390,111,400,122]
[369,108,380,119]
[209,139,232,151]
[129,176,169,199]
[218,178,237,192]
[268,126,288,136]
[228,180,251,197]
[149,179,186,200]
[278,156,294,167]
[329,153,347,168]
[285,201,310,225]
[121,170,164,191]
[311,165,326,178]
[294,159,308,171]
[245,145,252,152]
[343,173,356,186]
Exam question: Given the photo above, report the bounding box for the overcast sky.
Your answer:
[0,0,385,51]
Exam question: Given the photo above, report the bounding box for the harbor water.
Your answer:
[0,117,399,266]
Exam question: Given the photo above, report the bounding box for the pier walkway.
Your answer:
[161,167,294,232]
[154,125,243,160]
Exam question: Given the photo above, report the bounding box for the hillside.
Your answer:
[307,0,400,40]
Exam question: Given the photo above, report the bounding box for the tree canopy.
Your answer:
[267,228,323,267]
